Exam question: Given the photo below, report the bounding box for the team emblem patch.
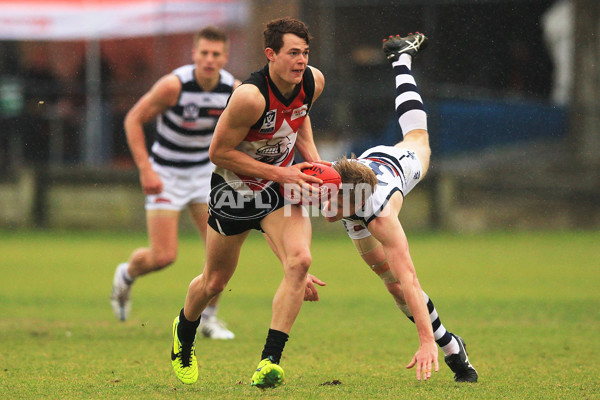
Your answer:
[259,109,277,133]
[256,136,292,164]
[183,103,199,120]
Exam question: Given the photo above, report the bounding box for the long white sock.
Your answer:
[391,53,427,136]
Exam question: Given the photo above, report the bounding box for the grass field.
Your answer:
[1,228,599,399]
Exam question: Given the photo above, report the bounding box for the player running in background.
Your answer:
[111,27,240,339]
[314,33,478,382]
[169,17,326,388]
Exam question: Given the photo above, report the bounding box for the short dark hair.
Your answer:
[194,26,229,46]
[264,17,311,53]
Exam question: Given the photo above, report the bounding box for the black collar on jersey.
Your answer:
[244,64,315,130]
[263,64,302,107]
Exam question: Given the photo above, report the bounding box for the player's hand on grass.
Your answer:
[406,341,439,381]
[304,273,326,301]
[140,167,163,194]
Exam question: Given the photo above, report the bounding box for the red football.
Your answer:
[280,163,341,204]
[301,164,341,187]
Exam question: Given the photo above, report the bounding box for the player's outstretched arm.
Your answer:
[368,199,439,381]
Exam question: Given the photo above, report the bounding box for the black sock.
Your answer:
[177,308,200,343]
[260,329,289,364]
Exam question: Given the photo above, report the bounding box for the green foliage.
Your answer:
[1,229,599,399]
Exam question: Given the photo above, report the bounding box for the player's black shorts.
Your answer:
[207,173,286,236]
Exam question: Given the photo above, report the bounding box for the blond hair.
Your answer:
[333,155,377,203]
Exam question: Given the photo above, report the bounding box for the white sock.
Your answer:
[201,305,217,319]
[391,53,427,136]
[441,336,460,356]
[120,263,134,285]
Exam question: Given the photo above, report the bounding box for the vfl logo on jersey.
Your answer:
[259,109,277,133]
[182,103,200,121]
[291,104,308,121]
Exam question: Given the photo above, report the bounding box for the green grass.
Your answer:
[1,229,599,399]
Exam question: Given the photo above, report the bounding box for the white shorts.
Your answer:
[145,160,214,211]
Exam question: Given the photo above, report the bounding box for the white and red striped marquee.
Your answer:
[0,0,249,40]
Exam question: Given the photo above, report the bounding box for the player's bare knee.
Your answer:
[287,247,312,268]
[284,252,311,279]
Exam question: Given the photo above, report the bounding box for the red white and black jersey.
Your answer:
[213,64,315,192]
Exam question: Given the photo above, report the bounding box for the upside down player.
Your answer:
[310,33,478,382]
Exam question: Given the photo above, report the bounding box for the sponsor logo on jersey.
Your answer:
[291,104,308,120]
[259,109,277,133]
[207,108,224,117]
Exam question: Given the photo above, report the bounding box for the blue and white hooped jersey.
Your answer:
[341,145,424,240]
[151,64,235,170]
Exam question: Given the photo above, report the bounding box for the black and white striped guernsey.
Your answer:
[151,64,235,169]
